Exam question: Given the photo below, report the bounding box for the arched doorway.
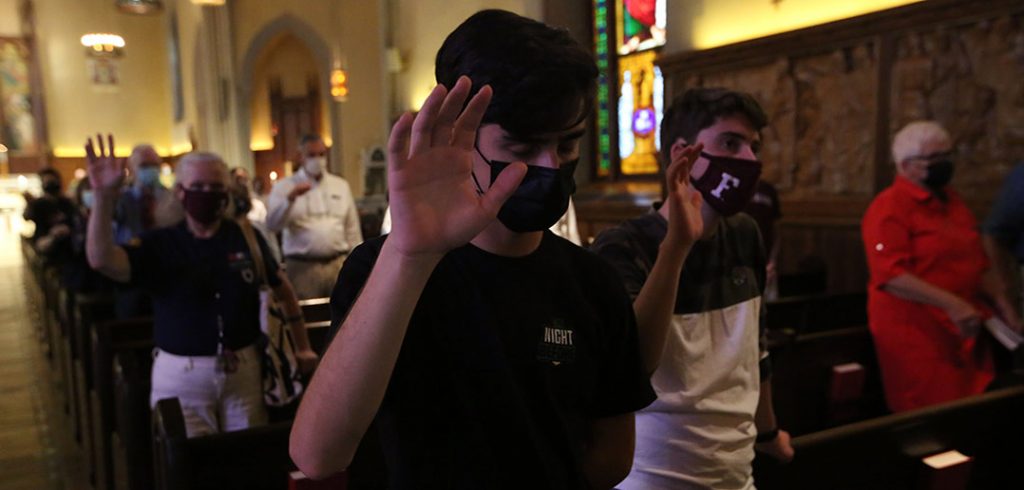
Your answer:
[237,15,337,190]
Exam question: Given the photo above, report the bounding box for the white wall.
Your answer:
[0,0,20,36]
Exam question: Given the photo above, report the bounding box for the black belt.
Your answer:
[285,252,347,263]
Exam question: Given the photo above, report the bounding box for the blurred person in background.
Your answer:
[862,121,1022,413]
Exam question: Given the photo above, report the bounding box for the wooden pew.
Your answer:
[90,317,153,490]
[151,397,299,490]
[106,319,335,490]
[769,326,887,435]
[299,297,332,324]
[766,291,867,334]
[307,320,333,355]
[113,346,156,490]
[754,384,1024,490]
[71,293,115,486]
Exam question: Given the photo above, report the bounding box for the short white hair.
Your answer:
[174,152,229,186]
[891,121,951,165]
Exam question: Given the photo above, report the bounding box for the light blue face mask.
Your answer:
[81,190,94,210]
[136,166,161,187]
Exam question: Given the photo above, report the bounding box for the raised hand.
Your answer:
[288,182,313,202]
[663,142,704,250]
[386,76,525,259]
[84,133,126,198]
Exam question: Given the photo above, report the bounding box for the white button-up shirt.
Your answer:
[266,169,363,259]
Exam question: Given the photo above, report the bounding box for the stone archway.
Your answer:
[237,14,340,175]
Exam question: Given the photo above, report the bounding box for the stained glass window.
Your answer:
[618,50,663,175]
[593,0,665,179]
[617,0,666,55]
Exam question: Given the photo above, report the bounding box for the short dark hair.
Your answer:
[38,167,61,181]
[300,134,323,147]
[660,88,768,165]
[435,9,598,138]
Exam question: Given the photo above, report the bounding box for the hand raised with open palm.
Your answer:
[84,133,126,198]
[386,76,526,259]
[664,142,704,249]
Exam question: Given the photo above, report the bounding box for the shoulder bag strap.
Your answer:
[237,218,270,288]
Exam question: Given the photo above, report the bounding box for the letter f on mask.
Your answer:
[710,173,740,198]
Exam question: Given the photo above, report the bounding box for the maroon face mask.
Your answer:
[691,151,762,217]
[181,189,227,225]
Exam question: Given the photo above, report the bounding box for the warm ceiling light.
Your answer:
[191,0,226,5]
[81,33,126,55]
[116,0,164,15]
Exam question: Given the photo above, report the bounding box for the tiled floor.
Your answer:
[0,231,89,490]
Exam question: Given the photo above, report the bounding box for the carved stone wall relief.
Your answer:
[891,14,1024,201]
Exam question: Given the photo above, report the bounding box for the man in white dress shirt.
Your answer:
[266,134,363,299]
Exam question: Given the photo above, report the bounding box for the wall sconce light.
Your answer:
[81,33,126,56]
[331,68,349,102]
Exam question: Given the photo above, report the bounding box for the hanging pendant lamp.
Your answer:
[116,0,164,15]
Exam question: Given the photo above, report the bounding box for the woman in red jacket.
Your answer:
[862,121,1021,412]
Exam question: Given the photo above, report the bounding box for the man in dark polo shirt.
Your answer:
[85,137,319,437]
[290,10,655,489]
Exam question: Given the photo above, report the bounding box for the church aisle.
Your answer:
[0,232,88,490]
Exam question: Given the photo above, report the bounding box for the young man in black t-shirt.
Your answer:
[290,10,655,489]
[85,143,319,437]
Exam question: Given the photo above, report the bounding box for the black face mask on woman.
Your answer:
[690,152,762,217]
[923,159,954,190]
[473,148,577,233]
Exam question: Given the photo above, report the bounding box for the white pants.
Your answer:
[150,344,268,438]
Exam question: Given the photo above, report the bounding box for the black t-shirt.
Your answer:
[25,195,76,243]
[126,220,281,355]
[329,232,656,490]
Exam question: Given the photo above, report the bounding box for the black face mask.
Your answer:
[923,159,954,190]
[473,149,577,233]
[43,181,61,195]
